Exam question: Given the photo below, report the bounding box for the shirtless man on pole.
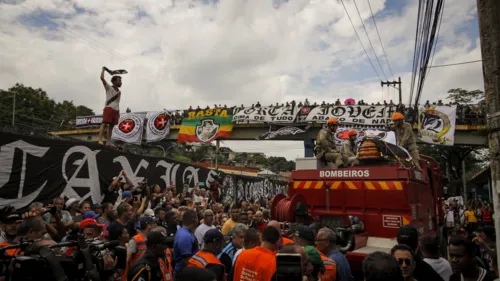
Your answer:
[98,67,122,146]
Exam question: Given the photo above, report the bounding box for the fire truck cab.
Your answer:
[271,153,444,278]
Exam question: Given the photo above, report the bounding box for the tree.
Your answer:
[446,88,484,104]
[251,154,267,165]
[0,83,94,130]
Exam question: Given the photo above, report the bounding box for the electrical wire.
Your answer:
[408,0,446,108]
[339,0,383,81]
[366,0,395,80]
[352,0,388,80]
[428,59,482,68]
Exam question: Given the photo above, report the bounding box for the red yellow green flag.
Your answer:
[177,108,234,143]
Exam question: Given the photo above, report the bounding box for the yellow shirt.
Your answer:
[221,218,238,235]
[465,210,478,223]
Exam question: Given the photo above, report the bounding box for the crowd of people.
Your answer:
[0,168,497,281]
[164,99,485,126]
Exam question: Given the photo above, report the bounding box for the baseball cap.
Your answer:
[143,209,155,218]
[2,213,20,224]
[65,198,79,208]
[203,229,224,244]
[83,211,100,220]
[397,225,419,249]
[139,215,156,230]
[294,225,315,242]
[304,245,323,267]
[79,218,105,229]
[122,191,132,199]
[147,231,168,247]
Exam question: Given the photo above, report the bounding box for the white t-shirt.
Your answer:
[446,210,455,222]
[233,248,244,265]
[104,83,121,111]
[194,223,216,249]
[424,257,453,281]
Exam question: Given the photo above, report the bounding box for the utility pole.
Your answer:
[381,77,402,105]
[477,0,500,273]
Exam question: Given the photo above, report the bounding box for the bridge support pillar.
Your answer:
[304,139,314,158]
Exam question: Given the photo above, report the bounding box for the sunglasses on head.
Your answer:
[397,258,412,266]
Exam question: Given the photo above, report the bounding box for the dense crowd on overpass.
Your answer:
[163,99,485,126]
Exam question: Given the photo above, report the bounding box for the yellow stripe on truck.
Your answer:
[365,181,376,190]
[379,181,390,190]
[345,181,357,190]
[393,181,403,190]
[292,181,404,190]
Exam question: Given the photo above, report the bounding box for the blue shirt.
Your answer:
[327,249,353,281]
[173,226,199,274]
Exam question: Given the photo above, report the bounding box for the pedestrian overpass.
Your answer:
[50,123,488,157]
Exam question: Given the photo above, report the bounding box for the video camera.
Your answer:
[4,238,125,281]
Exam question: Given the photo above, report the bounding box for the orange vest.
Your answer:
[0,242,19,256]
[122,233,147,281]
[319,252,337,281]
[282,237,294,246]
[158,248,173,281]
[232,246,276,281]
[187,251,226,281]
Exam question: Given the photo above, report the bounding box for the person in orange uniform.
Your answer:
[230,226,280,281]
[387,112,420,169]
[151,226,173,281]
[127,231,169,281]
[188,229,226,281]
[124,216,156,281]
[267,220,292,250]
[0,213,21,256]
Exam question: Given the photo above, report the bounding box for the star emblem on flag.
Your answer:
[154,114,168,130]
[119,119,135,133]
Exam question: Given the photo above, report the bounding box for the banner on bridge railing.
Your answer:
[0,132,287,210]
[232,106,301,123]
[296,105,398,125]
[75,115,103,128]
[418,105,457,146]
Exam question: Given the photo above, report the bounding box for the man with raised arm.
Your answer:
[98,67,123,146]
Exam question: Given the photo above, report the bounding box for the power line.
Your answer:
[352,0,388,80]
[366,0,395,80]
[339,0,383,81]
[428,59,483,68]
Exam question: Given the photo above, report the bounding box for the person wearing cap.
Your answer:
[387,112,421,169]
[187,229,226,281]
[80,218,106,240]
[294,225,335,281]
[0,213,21,256]
[314,117,344,168]
[125,216,157,280]
[397,225,444,281]
[341,129,359,166]
[127,231,170,281]
[66,198,81,218]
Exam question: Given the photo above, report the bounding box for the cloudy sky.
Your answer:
[0,0,482,160]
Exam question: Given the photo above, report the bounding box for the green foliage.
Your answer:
[0,83,94,130]
[446,88,484,104]
[265,156,296,172]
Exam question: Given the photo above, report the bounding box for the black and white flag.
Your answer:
[255,125,309,140]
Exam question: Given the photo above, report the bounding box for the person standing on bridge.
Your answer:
[314,118,344,168]
[387,112,421,170]
[98,67,123,146]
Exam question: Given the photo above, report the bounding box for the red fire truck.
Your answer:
[270,139,445,278]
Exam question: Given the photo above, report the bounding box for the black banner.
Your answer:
[0,133,287,210]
